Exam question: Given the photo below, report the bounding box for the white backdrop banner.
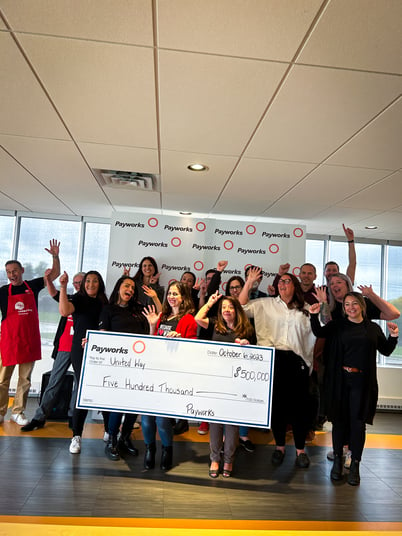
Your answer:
[106,213,306,293]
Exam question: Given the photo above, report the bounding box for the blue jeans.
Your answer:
[239,426,249,437]
[108,412,137,438]
[33,351,72,422]
[141,415,172,447]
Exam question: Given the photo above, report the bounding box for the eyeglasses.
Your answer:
[279,278,292,285]
[229,285,242,291]
[73,281,82,286]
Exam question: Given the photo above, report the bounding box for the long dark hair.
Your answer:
[215,296,255,340]
[280,273,308,315]
[133,256,158,282]
[161,281,195,322]
[79,271,108,304]
[109,276,140,309]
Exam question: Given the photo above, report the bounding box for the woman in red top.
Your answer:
[142,281,197,471]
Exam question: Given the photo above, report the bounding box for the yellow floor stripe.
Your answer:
[0,517,402,532]
[1,422,401,449]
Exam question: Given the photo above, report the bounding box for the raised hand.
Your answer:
[142,304,161,326]
[142,285,157,299]
[357,284,374,298]
[45,239,60,257]
[278,263,290,276]
[309,302,321,315]
[217,260,228,272]
[59,271,68,287]
[267,284,276,296]
[387,322,399,337]
[123,265,131,276]
[149,272,161,285]
[313,285,328,303]
[193,277,204,291]
[207,290,222,308]
[343,224,354,242]
[246,266,262,284]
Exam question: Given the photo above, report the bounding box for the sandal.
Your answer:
[222,463,232,478]
[209,463,219,478]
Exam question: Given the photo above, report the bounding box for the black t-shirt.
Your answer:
[70,293,105,360]
[0,278,44,321]
[99,304,148,335]
[157,317,179,337]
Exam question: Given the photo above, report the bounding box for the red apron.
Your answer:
[0,282,42,366]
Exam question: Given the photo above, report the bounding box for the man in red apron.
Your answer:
[0,240,60,425]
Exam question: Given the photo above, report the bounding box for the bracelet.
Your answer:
[52,255,59,258]
[348,240,354,243]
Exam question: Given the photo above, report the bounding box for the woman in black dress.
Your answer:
[310,292,398,485]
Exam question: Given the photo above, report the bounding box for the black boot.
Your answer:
[105,436,120,461]
[160,445,173,471]
[348,459,360,486]
[173,419,189,435]
[144,442,156,469]
[118,433,139,456]
[330,454,343,481]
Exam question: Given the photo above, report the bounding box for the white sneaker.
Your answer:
[11,413,29,426]
[69,436,82,454]
[103,431,109,442]
[344,450,352,469]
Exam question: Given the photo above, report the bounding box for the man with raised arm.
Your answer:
[0,240,60,426]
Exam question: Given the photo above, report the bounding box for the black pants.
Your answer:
[332,371,366,461]
[70,349,88,437]
[271,350,310,450]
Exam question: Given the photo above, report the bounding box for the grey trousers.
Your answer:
[33,351,74,422]
[210,422,239,464]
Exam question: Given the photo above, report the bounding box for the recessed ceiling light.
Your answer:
[180,211,192,215]
[365,225,378,229]
[187,163,208,171]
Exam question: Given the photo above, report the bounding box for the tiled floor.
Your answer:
[0,402,401,525]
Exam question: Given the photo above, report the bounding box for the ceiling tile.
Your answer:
[160,149,237,197]
[0,146,72,213]
[0,33,69,139]
[246,65,402,162]
[158,0,322,60]
[79,142,159,174]
[159,50,287,155]
[298,0,402,73]
[1,0,154,45]
[326,99,402,169]
[18,34,158,147]
[0,135,110,215]
[213,158,315,214]
[338,171,402,211]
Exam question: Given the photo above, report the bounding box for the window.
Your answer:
[305,239,325,285]
[385,245,402,365]
[81,222,110,279]
[18,217,82,352]
[0,214,15,287]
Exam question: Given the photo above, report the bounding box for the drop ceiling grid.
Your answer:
[0,32,69,139]
[297,0,402,74]
[159,150,238,198]
[0,146,73,214]
[16,33,158,147]
[0,0,154,46]
[213,158,316,214]
[157,49,288,155]
[337,171,402,211]
[326,98,402,170]
[0,135,110,213]
[157,0,324,61]
[244,64,402,163]
[79,143,160,175]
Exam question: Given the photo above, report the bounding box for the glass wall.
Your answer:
[306,237,402,366]
[1,213,401,369]
[0,213,110,361]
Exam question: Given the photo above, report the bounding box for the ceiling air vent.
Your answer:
[93,169,160,192]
